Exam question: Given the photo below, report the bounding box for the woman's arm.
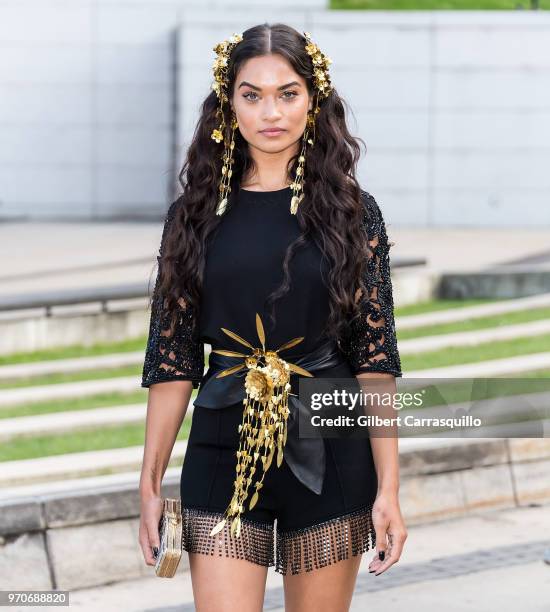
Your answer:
[139,381,193,500]
[340,190,407,575]
[138,381,193,567]
[138,200,205,566]
[357,372,400,496]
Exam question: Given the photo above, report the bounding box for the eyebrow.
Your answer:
[238,80,301,91]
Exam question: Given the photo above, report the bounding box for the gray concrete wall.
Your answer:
[1,438,549,590]
[1,2,548,226]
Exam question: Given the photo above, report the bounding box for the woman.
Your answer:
[138,22,407,612]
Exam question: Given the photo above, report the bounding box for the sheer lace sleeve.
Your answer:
[340,191,402,377]
[141,200,205,389]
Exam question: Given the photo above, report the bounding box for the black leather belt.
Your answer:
[193,338,348,496]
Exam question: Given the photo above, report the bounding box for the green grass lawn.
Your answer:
[394,297,503,318]
[331,0,549,9]
[519,368,550,378]
[0,337,148,366]
[0,388,200,420]
[397,306,550,340]
[396,374,550,409]
[0,390,150,420]
[402,331,550,370]
[0,355,205,390]
[0,364,145,389]
[0,419,192,463]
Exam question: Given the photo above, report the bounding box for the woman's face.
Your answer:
[230,53,312,155]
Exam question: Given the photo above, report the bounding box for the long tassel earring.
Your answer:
[215,111,238,216]
[290,95,321,215]
[289,30,333,215]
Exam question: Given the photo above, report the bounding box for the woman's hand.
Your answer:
[368,491,408,576]
[138,494,164,566]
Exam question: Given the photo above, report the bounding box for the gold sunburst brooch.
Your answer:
[208,313,313,538]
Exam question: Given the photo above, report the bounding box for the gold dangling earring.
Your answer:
[216,110,238,216]
[290,105,316,215]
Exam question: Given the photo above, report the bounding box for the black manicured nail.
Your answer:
[153,546,159,557]
[378,550,385,561]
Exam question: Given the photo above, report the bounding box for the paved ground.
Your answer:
[1,222,550,300]
[50,501,550,612]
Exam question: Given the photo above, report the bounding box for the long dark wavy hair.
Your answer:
[151,22,371,346]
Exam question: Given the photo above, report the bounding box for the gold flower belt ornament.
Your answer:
[208,313,313,539]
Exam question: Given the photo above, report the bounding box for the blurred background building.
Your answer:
[1,0,549,225]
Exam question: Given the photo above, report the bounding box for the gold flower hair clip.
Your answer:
[303,31,333,101]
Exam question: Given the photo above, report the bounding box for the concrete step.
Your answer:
[0,375,146,408]
[0,403,146,441]
[2,347,549,410]
[1,401,548,489]
[0,346,211,381]
[0,294,547,404]
[0,437,509,501]
[0,403,197,442]
[0,351,146,381]
[0,441,187,488]
[2,293,548,386]
[0,466,182,502]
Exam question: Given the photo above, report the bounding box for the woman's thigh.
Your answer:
[182,403,277,611]
[189,551,268,612]
[273,437,377,607]
[282,553,362,612]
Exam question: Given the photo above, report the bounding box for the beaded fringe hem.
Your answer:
[181,507,275,568]
[181,504,376,576]
[274,503,376,576]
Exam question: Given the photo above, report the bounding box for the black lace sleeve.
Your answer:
[141,200,205,389]
[340,191,402,377]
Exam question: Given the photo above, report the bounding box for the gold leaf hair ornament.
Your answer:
[208,313,313,539]
[210,30,333,217]
[210,32,243,216]
[289,31,333,215]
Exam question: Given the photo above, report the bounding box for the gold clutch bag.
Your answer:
[154,498,183,578]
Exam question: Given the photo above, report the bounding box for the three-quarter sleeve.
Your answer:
[340,190,402,377]
[141,200,205,389]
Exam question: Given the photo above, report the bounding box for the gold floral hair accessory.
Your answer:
[304,31,333,99]
[210,30,333,216]
[210,33,243,216]
[289,31,333,214]
[208,313,313,539]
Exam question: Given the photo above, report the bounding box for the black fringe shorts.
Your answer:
[180,402,378,575]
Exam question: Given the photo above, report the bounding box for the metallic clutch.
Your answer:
[154,498,183,578]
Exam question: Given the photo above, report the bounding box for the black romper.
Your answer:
[141,186,402,575]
